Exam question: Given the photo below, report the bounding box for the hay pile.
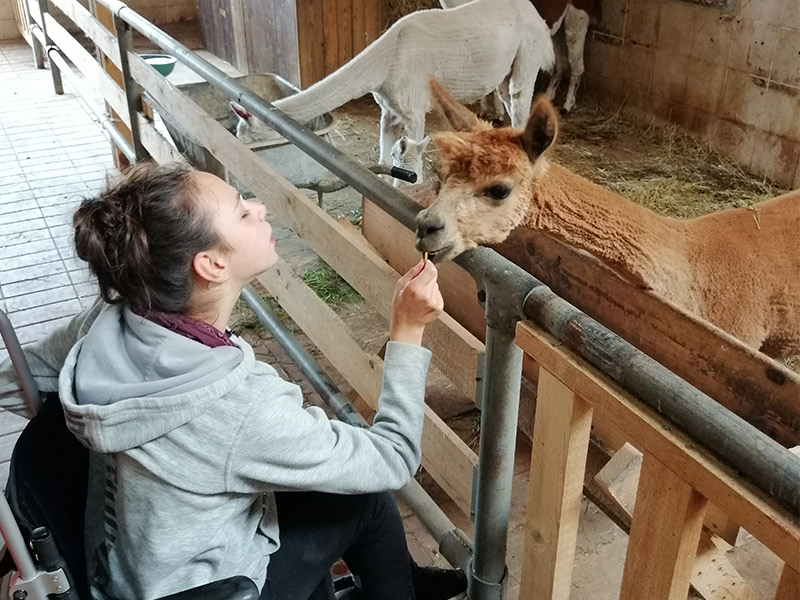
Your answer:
[552,102,787,220]
[384,0,441,25]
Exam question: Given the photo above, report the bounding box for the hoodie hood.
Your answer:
[59,304,252,453]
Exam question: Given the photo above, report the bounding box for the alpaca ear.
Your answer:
[230,101,252,121]
[520,95,558,162]
[417,135,431,152]
[429,77,481,132]
[398,135,408,153]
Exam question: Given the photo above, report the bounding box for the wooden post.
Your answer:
[775,564,799,600]
[519,368,593,600]
[619,453,708,600]
[90,0,131,169]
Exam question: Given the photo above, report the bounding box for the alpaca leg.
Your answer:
[402,114,427,180]
[507,52,537,129]
[378,107,404,166]
[562,6,591,113]
[497,76,512,121]
[546,28,568,102]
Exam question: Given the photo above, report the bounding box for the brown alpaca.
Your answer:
[415,80,800,359]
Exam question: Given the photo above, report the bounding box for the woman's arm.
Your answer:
[0,297,106,417]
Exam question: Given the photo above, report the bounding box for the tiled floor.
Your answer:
[0,38,114,482]
[0,41,111,357]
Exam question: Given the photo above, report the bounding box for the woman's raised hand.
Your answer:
[389,259,444,346]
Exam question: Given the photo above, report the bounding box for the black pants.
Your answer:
[261,491,415,600]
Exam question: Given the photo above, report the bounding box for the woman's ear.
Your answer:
[192,249,229,287]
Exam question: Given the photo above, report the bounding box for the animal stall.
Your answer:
[579,0,800,189]
[25,0,799,598]
[194,0,382,87]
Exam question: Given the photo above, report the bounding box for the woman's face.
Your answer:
[193,172,278,284]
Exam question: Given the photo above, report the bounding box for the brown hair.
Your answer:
[74,161,220,316]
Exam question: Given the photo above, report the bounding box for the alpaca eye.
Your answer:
[483,185,511,201]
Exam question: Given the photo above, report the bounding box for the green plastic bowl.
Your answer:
[140,53,177,77]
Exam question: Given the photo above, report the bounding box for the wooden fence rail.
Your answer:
[29,0,483,520]
[516,321,799,600]
[25,3,800,597]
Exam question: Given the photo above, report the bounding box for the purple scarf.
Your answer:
[145,312,235,349]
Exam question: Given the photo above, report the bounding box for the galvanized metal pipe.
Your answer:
[112,14,148,162]
[43,44,136,162]
[239,286,472,574]
[97,0,423,232]
[0,493,40,584]
[34,0,63,94]
[96,0,799,532]
[468,288,524,600]
[458,247,800,514]
[0,310,41,416]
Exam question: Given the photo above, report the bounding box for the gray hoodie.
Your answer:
[3,300,431,599]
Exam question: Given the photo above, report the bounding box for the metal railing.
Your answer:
[24,0,800,596]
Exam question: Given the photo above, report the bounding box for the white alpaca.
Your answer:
[390,135,430,187]
[441,0,596,114]
[232,0,554,167]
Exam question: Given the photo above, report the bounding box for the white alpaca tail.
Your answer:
[273,34,394,124]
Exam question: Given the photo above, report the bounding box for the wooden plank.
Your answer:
[257,259,478,516]
[40,8,181,167]
[351,0,366,55]
[497,229,799,448]
[48,0,120,63]
[363,197,486,340]
[297,0,324,87]
[364,187,799,447]
[619,453,708,600]
[125,59,480,515]
[274,0,300,86]
[321,0,339,76]
[128,54,483,405]
[515,322,800,569]
[691,532,757,600]
[775,564,800,600]
[228,0,249,73]
[519,369,593,600]
[363,0,380,45]
[336,0,353,68]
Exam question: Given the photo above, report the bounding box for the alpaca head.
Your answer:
[415,79,558,263]
[391,135,430,187]
[230,102,276,144]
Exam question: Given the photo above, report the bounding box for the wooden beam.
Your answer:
[519,369,593,600]
[775,564,800,600]
[620,453,708,600]
[691,532,757,600]
[88,0,129,169]
[368,183,799,447]
[40,10,181,167]
[498,229,799,447]
[257,260,478,516]
[127,55,482,405]
[122,55,480,517]
[515,322,800,569]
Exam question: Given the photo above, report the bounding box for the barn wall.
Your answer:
[582,0,800,189]
[0,0,18,40]
[0,0,196,41]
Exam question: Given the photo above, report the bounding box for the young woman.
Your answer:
[0,162,466,599]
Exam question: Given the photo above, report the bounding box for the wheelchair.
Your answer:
[0,310,260,600]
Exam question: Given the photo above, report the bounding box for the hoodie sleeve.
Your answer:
[0,297,106,417]
[226,341,432,494]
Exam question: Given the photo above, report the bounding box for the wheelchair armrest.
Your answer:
[156,576,259,600]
